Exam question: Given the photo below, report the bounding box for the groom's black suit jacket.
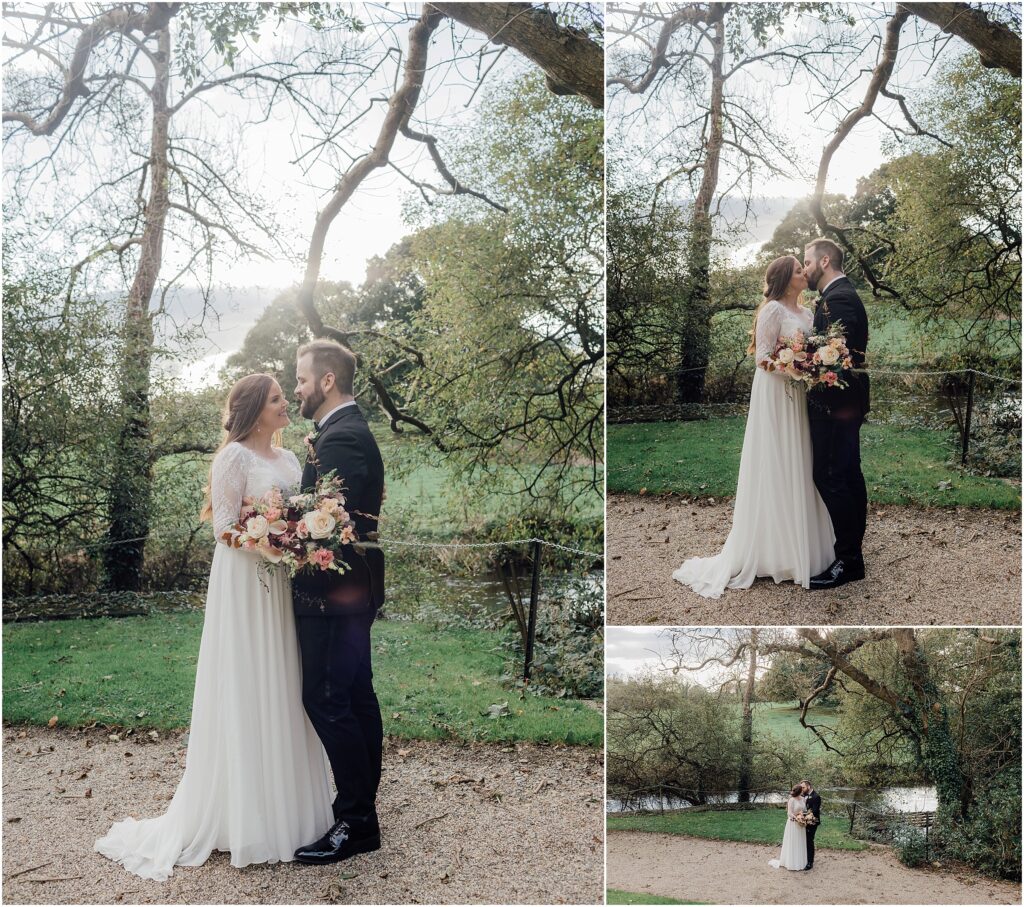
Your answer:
[806,789,822,823]
[808,275,870,420]
[292,403,385,616]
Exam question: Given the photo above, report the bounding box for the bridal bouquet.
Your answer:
[795,809,819,827]
[763,322,854,389]
[219,472,358,577]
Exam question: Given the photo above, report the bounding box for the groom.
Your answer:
[801,780,821,870]
[803,238,870,589]
[292,339,386,864]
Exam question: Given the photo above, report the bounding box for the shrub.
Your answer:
[500,573,603,699]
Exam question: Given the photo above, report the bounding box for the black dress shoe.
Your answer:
[804,864,813,870]
[810,559,865,589]
[293,819,381,865]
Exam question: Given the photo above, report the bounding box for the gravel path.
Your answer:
[608,494,1021,626]
[608,830,1021,905]
[2,726,603,905]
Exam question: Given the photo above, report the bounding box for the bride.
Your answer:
[673,255,835,598]
[769,784,810,871]
[95,374,333,880]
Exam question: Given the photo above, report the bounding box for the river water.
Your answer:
[607,784,938,814]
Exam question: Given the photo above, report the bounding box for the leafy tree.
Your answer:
[2,262,120,594]
[393,73,604,513]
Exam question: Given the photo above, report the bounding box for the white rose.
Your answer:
[818,346,840,366]
[778,348,795,365]
[303,510,337,540]
[245,515,270,540]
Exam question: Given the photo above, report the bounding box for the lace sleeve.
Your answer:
[211,443,249,542]
[755,301,785,366]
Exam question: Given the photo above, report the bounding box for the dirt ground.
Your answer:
[2,726,604,905]
[608,494,1021,626]
[608,830,1021,905]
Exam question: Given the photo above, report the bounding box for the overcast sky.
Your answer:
[607,3,976,259]
[3,4,539,386]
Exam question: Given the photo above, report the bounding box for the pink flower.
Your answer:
[823,371,838,386]
[339,524,356,545]
[296,520,309,539]
[312,548,335,569]
[264,507,282,522]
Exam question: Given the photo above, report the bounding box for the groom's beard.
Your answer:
[299,387,326,420]
[805,264,823,291]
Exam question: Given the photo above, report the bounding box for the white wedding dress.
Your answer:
[769,795,809,870]
[673,301,835,598]
[95,442,333,881]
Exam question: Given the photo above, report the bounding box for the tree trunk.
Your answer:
[429,3,603,108]
[738,630,758,803]
[894,629,966,819]
[102,27,171,591]
[900,3,1021,78]
[675,13,724,405]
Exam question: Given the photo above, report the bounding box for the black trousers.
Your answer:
[810,414,867,564]
[296,610,383,828]
[806,823,818,866]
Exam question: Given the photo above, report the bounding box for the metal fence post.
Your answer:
[925,816,931,862]
[961,370,976,466]
[849,802,856,834]
[523,540,542,681]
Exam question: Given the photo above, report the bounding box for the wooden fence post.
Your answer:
[523,540,541,681]
[961,370,976,466]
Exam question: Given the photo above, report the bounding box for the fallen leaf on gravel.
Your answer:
[321,881,345,903]
[396,748,410,757]
[47,716,58,728]
[17,731,26,739]
[108,734,120,742]
[85,788,92,798]
[439,871,450,882]
[7,817,21,823]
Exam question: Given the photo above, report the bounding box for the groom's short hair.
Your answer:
[805,237,844,271]
[298,339,356,395]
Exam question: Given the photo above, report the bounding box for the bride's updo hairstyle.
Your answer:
[790,784,804,797]
[199,373,282,522]
[746,255,800,355]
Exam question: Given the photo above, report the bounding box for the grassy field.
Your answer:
[607,807,866,851]
[2,614,601,747]
[153,427,602,545]
[608,417,1020,509]
[752,702,837,749]
[607,891,701,905]
[711,306,1020,367]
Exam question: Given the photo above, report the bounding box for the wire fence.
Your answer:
[609,365,1021,469]
[3,533,603,681]
[607,782,938,852]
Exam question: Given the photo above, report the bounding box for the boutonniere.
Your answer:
[304,429,320,447]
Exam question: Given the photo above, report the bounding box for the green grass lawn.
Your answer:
[2,614,601,747]
[608,417,1020,509]
[752,702,837,749]
[607,807,866,851]
[607,891,702,905]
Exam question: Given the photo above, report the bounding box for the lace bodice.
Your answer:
[787,795,807,821]
[211,442,302,541]
[755,300,814,364]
